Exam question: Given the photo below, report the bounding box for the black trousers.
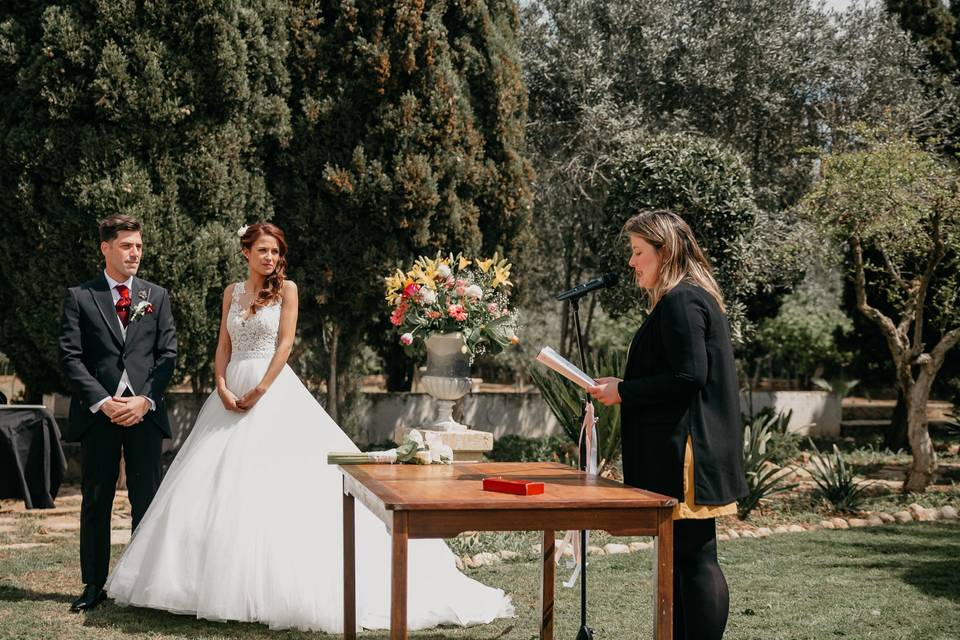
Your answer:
[673,518,730,640]
[79,410,163,587]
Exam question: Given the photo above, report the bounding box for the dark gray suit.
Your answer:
[59,273,177,587]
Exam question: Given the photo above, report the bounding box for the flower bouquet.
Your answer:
[327,430,454,465]
[385,252,519,361]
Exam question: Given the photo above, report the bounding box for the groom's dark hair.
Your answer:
[99,215,142,242]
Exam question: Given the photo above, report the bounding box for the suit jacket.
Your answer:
[58,274,177,441]
[617,282,748,505]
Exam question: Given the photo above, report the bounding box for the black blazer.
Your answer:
[58,274,177,441]
[618,282,747,505]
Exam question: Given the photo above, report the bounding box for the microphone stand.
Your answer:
[568,295,594,640]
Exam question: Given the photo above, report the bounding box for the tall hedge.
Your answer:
[0,1,291,397]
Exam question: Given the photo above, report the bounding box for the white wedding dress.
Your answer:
[106,282,513,632]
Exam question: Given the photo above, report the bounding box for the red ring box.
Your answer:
[482,477,545,495]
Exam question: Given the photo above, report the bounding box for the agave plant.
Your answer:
[738,410,798,520]
[529,350,624,474]
[807,439,873,512]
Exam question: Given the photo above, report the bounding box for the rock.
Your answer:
[40,518,79,533]
[847,518,869,528]
[939,506,958,520]
[877,512,896,524]
[498,550,520,561]
[830,518,849,530]
[629,541,653,551]
[111,518,132,530]
[867,515,884,526]
[907,503,925,517]
[472,552,500,567]
[918,508,940,522]
[111,529,131,545]
[717,534,730,542]
[587,546,605,556]
[774,525,792,534]
[893,511,913,523]
[756,527,773,538]
[819,520,835,530]
[726,529,740,540]
[739,530,757,539]
[603,543,630,555]
[787,524,805,533]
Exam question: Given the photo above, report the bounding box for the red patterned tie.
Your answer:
[115,284,131,328]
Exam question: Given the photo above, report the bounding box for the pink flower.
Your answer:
[400,332,414,346]
[390,302,409,326]
[402,283,420,299]
[486,302,499,314]
[448,304,467,322]
[444,276,456,289]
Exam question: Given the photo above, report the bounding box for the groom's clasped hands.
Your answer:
[100,395,151,427]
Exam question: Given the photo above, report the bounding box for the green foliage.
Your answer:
[886,0,958,74]
[0,1,291,395]
[528,351,623,473]
[807,439,874,512]
[270,1,532,405]
[755,288,853,386]
[594,133,761,337]
[487,434,573,465]
[738,410,799,520]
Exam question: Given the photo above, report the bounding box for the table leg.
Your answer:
[391,511,409,640]
[540,530,555,640]
[654,508,674,639]
[343,489,356,639]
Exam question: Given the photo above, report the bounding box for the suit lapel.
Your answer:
[124,277,149,345]
[91,275,124,349]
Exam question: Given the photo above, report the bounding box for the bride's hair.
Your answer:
[240,222,288,314]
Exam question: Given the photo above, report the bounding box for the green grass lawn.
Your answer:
[1,521,958,639]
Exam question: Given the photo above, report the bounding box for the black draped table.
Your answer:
[0,406,66,509]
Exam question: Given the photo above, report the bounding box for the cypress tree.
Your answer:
[0,1,291,397]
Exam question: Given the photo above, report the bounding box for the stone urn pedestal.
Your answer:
[393,332,492,461]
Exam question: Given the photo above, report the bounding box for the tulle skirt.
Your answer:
[105,354,514,632]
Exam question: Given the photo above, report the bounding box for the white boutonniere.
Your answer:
[129,290,154,323]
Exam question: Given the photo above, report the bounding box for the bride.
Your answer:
[105,222,514,632]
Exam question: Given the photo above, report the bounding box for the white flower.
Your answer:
[437,264,452,278]
[400,332,414,346]
[237,224,250,237]
[465,284,483,300]
[415,450,433,465]
[406,429,425,448]
[431,443,454,464]
[419,289,437,305]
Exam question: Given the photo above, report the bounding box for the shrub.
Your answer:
[738,411,798,520]
[488,435,574,465]
[807,439,873,512]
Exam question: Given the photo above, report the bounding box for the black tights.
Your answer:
[672,518,729,640]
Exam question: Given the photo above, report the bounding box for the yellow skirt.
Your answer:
[674,436,738,520]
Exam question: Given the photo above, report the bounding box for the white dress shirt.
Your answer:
[90,270,155,414]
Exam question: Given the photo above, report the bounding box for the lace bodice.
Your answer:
[227,282,281,360]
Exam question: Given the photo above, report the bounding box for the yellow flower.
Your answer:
[458,255,471,270]
[476,257,494,273]
[491,264,513,289]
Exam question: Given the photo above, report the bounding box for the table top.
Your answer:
[339,461,676,511]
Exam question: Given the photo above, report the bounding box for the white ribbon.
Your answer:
[557,400,599,587]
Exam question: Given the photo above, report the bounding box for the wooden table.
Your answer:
[340,461,677,639]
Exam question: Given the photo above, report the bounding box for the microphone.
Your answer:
[554,272,619,301]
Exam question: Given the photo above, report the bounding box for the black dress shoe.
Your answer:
[70,584,106,612]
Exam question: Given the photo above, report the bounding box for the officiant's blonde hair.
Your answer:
[623,209,726,313]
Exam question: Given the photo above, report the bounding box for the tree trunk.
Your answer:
[903,378,937,492]
[884,387,910,452]
[327,324,339,423]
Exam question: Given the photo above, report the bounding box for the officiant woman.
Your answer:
[588,208,748,640]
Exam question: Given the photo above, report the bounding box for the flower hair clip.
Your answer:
[237,224,250,237]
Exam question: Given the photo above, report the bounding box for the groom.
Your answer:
[58,215,177,612]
